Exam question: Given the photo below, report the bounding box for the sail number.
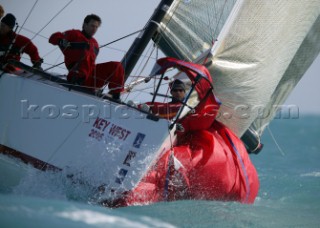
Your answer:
[88,129,104,141]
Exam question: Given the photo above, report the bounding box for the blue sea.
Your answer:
[0,115,319,227]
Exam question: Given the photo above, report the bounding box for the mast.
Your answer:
[121,0,175,81]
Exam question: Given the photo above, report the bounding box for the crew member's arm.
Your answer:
[49,30,78,49]
[16,35,42,68]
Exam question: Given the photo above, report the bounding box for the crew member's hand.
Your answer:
[33,58,43,70]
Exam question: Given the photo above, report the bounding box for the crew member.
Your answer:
[49,14,124,100]
[146,79,187,119]
[0,13,43,73]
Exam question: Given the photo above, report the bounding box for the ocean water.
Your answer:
[0,115,319,227]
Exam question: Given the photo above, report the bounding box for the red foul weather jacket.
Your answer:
[49,29,124,93]
[0,31,41,73]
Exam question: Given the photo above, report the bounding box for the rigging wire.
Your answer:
[16,2,177,95]
[40,119,83,171]
[212,0,229,40]
[10,0,73,71]
[102,45,160,61]
[97,29,153,93]
[17,0,39,34]
[202,0,230,65]
[99,29,144,49]
[123,1,182,99]
[29,0,74,41]
[45,29,147,73]
[42,47,59,58]
[267,126,286,156]
[20,27,48,40]
[122,78,172,104]
[115,1,181,100]
[14,1,181,96]
[122,43,156,102]
[134,43,155,77]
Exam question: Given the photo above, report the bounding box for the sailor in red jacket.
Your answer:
[49,14,124,99]
[145,79,186,119]
[0,13,42,73]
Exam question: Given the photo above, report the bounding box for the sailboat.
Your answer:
[1,0,319,206]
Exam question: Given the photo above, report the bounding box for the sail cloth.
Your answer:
[115,121,259,206]
[154,0,236,62]
[107,57,259,207]
[250,13,320,136]
[155,0,320,137]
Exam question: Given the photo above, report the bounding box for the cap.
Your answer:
[1,13,16,29]
[170,79,186,91]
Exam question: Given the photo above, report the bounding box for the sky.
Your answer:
[2,0,320,114]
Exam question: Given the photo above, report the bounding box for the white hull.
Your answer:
[0,72,175,198]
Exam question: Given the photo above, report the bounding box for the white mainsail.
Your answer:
[155,0,320,138]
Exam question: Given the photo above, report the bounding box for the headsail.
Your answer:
[250,13,320,136]
[209,0,320,137]
[154,0,320,140]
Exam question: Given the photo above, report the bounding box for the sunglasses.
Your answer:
[172,89,184,92]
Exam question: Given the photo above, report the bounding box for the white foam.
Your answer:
[300,172,320,177]
[56,208,176,227]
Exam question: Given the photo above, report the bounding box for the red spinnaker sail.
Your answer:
[110,57,259,207]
